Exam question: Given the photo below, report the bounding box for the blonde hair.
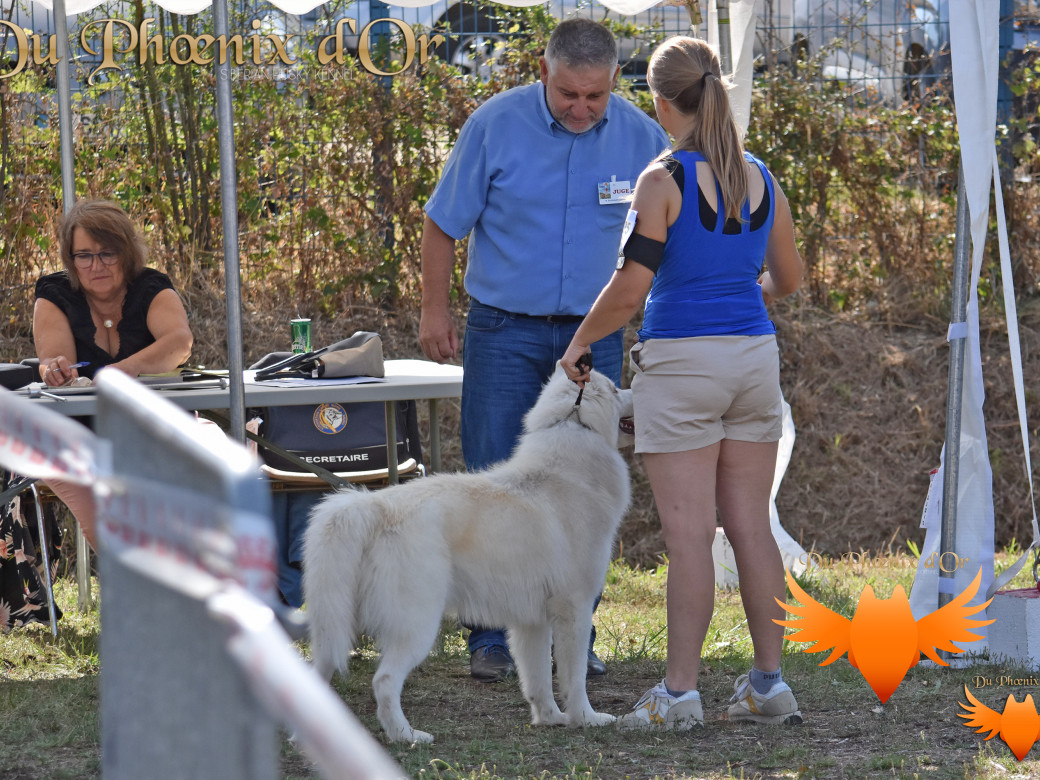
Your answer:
[647,36,747,222]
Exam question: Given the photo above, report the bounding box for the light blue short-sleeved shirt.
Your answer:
[424,82,669,316]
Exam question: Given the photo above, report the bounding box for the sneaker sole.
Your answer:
[617,717,705,732]
[668,719,705,731]
[618,700,705,732]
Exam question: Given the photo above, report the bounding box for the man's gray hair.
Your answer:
[544,18,618,72]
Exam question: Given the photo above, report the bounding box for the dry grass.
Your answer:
[770,298,1040,561]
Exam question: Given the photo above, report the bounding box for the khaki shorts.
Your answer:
[629,335,782,453]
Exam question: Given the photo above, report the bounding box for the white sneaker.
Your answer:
[617,681,704,731]
[727,673,803,725]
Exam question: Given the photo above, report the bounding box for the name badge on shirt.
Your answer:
[616,209,638,270]
[598,175,633,205]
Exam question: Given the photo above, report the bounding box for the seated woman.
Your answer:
[32,198,194,548]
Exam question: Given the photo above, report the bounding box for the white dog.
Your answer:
[302,365,632,743]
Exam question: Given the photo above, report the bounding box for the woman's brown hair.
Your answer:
[647,36,748,222]
[60,199,147,291]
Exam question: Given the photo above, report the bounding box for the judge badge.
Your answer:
[616,209,638,269]
[598,175,633,205]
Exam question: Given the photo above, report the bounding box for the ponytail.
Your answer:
[647,37,748,222]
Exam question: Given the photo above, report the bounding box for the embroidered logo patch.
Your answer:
[313,403,347,435]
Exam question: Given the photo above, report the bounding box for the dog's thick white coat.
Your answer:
[303,367,632,743]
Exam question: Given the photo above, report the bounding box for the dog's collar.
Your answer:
[564,405,594,431]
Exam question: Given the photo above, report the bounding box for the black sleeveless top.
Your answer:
[34,268,176,379]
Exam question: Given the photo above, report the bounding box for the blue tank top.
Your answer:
[639,150,776,340]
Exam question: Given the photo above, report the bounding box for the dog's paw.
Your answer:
[409,729,435,744]
[387,727,434,744]
[531,708,568,727]
[575,710,616,728]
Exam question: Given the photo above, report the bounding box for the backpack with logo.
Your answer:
[255,399,422,483]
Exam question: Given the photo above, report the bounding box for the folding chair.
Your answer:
[0,472,61,634]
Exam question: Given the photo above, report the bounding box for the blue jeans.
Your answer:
[461,300,622,654]
[272,489,327,608]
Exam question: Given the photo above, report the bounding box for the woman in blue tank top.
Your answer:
[561,36,804,730]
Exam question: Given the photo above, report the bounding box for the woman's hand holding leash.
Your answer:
[561,344,593,387]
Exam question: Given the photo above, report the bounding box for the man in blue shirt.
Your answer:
[420,18,669,682]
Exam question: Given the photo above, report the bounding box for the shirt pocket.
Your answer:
[594,199,630,234]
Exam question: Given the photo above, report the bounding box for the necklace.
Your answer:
[91,292,124,331]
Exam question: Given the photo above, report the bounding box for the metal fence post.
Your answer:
[91,370,403,779]
[95,372,279,780]
[938,163,971,626]
[715,0,732,76]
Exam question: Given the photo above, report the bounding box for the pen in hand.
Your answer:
[47,361,88,387]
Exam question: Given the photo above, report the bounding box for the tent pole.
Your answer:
[53,0,74,212]
[213,0,245,443]
[715,0,732,76]
[53,0,93,580]
[938,163,971,618]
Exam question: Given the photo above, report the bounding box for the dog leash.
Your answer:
[573,352,593,406]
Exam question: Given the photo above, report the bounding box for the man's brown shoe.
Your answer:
[470,645,515,682]
[587,647,607,676]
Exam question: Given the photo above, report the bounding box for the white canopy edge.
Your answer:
[910,0,1038,645]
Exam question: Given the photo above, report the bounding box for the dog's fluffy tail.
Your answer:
[302,489,376,681]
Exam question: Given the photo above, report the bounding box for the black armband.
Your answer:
[622,232,666,273]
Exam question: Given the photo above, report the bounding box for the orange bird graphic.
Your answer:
[775,568,993,703]
[959,686,1040,761]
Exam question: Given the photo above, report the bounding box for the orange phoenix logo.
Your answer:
[959,686,1040,760]
[775,569,993,703]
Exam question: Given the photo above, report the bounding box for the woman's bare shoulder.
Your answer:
[640,159,679,186]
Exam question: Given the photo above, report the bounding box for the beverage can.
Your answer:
[291,318,312,354]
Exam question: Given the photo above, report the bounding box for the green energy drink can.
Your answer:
[291,318,312,354]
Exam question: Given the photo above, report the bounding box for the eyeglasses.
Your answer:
[72,250,119,268]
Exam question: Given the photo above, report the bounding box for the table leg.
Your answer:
[29,485,57,636]
[76,524,91,611]
[428,398,441,473]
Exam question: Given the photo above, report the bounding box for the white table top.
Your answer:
[15,359,463,417]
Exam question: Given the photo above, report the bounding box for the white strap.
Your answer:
[985,146,1040,599]
[947,322,969,341]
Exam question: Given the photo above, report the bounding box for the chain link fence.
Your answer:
[1,0,954,98]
